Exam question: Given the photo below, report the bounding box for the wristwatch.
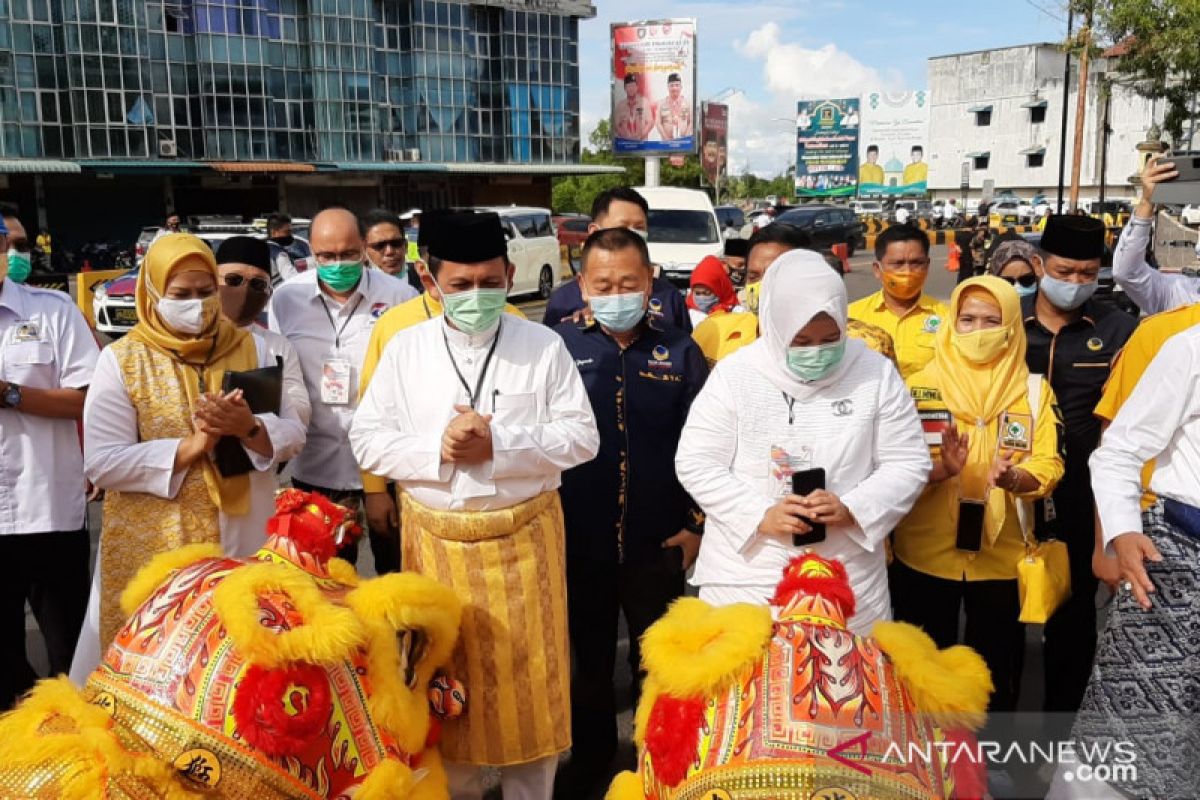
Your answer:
[0,382,21,409]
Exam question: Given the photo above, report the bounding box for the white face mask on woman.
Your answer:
[157,295,219,335]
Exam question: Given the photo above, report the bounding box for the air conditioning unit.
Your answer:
[403,148,421,162]
[385,148,404,163]
[159,139,178,157]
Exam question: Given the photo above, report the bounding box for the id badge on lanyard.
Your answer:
[320,351,353,405]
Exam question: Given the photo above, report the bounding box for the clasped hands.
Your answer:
[758,490,853,538]
[178,389,258,468]
[441,404,493,465]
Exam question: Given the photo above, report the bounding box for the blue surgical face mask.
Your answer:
[1014,281,1038,298]
[589,291,646,333]
[1039,274,1097,311]
[693,293,719,313]
[786,340,846,382]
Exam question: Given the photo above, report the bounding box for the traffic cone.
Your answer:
[832,243,850,273]
[946,241,961,273]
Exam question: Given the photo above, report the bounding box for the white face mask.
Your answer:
[157,296,216,335]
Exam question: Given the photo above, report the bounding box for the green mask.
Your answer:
[786,340,846,382]
[317,261,363,292]
[441,287,508,334]
[6,250,31,283]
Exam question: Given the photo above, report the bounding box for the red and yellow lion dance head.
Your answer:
[608,554,993,800]
[0,489,464,799]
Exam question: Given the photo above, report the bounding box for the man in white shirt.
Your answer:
[0,215,99,709]
[269,207,415,571]
[1076,324,1200,799]
[1112,154,1200,314]
[150,210,182,244]
[350,210,599,800]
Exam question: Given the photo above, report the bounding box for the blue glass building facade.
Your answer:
[0,0,587,164]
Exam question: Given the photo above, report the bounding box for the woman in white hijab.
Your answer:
[676,249,931,632]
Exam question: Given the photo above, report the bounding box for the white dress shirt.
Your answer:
[72,335,306,684]
[269,268,415,490]
[1112,217,1200,314]
[350,315,599,511]
[675,345,931,631]
[1091,325,1200,546]
[0,280,99,534]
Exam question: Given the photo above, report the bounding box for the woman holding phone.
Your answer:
[676,249,930,634]
[892,275,1063,712]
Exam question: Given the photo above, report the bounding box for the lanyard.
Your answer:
[318,293,364,350]
[442,320,502,410]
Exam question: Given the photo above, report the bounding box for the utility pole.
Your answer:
[644,156,660,187]
[1056,7,1074,213]
[1069,4,1093,211]
[1098,77,1112,204]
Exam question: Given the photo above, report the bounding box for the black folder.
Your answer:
[213,357,283,477]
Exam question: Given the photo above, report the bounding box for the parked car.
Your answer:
[989,201,1022,227]
[486,206,561,299]
[95,228,278,336]
[714,205,746,235]
[636,186,723,286]
[552,214,591,275]
[134,226,159,262]
[775,205,866,263]
[1181,204,1200,226]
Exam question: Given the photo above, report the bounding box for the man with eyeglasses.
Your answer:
[1019,214,1135,717]
[848,225,948,379]
[363,208,422,294]
[269,207,415,572]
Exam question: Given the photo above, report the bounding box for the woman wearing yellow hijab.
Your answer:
[73,234,306,678]
[891,275,1063,712]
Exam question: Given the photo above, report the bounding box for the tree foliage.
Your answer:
[1087,0,1200,143]
[552,119,793,214]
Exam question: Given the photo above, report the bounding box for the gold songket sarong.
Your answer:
[400,490,570,766]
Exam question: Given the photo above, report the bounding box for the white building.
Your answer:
[926,43,1162,203]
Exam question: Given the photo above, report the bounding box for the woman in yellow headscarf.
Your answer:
[73,234,306,679]
[891,275,1063,713]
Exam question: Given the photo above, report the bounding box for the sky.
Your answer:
[577,0,1069,175]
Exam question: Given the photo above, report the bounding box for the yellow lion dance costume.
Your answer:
[608,554,994,800]
[0,489,464,799]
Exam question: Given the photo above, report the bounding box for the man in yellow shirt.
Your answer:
[358,216,525,541]
[859,145,884,186]
[693,223,896,367]
[902,145,928,187]
[848,225,947,378]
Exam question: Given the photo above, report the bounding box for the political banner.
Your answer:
[611,19,697,155]
[700,102,728,187]
[858,90,930,197]
[795,98,859,198]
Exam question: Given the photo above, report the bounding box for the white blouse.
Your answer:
[676,346,930,630]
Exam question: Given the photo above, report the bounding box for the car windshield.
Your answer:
[777,210,818,226]
[647,210,720,244]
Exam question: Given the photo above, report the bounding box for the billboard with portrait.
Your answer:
[858,90,930,196]
[795,98,859,198]
[700,102,728,187]
[611,19,697,155]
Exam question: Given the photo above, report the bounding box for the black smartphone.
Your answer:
[791,467,827,547]
[956,500,986,552]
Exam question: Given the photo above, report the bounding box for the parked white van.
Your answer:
[635,186,723,286]
[480,206,562,299]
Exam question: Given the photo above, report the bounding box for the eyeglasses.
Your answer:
[367,238,406,252]
[1001,273,1038,288]
[223,274,271,292]
[313,250,363,265]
